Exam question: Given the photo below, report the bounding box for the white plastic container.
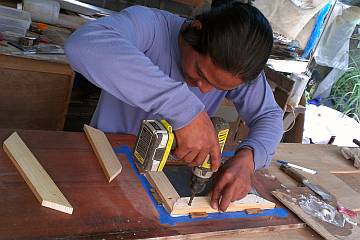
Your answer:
[23,0,60,25]
[0,5,31,36]
[288,73,310,107]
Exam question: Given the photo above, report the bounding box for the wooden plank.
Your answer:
[271,143,360,211]
[83,124,122,182]
[2,132,73,214]
[274,144,360,173]
[171,195,275,215]
[272,188,360,240]
[0,54,73,75]
[145,171,180,213]
[191,228,320,240]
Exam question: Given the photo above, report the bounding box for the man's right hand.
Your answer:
[173,111,221,171]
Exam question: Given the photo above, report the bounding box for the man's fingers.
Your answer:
[210,143,221,171]
[210,176,229,210]
[182,151,199,165]
[193,151,209,166]
[210,189,220,210]
[219,184,236,212]
[174,147,190,160]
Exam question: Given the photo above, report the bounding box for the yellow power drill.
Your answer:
[133,117,230,204]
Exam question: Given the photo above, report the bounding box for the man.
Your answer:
[65,1,283,212]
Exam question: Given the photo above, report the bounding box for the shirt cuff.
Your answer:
[237,139,269,171]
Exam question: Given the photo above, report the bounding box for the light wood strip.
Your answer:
[3,132,73,214]
[171,195,275,215]
[145,171,180,213]
[84,124,122,182]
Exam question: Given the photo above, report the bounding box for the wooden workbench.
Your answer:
[0,129,302,239]
[0,129,358,239]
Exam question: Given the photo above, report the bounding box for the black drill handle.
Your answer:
[280,164,307,184]
[353,139,360,147]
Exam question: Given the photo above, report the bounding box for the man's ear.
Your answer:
[190,20,202,30]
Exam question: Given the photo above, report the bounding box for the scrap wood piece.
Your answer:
[145,170,275,215]
[190,212,208,218]
[84,124,122,182]
[341,147,360,169]
[145,171,180,213]
[171,195,275,215]
[272,188,360,240]
[3,132,73,214]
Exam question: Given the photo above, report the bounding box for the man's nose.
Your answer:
[197,80,213,93]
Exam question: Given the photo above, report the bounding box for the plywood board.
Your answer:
[2,132,73,214]
[84,124,122,182]
[146,171,275,215]
[272,187,360,240]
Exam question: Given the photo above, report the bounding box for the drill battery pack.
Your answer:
[133,120,174,172]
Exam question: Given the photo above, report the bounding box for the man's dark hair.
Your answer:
[181,1,273,83]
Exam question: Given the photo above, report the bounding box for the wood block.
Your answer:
[190,212,208,218]
[145,171,180,213]
[84,124,122,182]
[3,132,73,214]
[245,208,263,214]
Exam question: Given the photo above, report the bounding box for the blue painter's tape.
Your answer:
[114,145,288,226]
[222,151,236,158]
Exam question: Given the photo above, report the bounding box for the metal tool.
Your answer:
[188,117,229,205]
[133,117,229,206]
[19,36,38,47]
[280,164,333,201]
[277,160,317,175]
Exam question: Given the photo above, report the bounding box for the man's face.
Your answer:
[180,39,242,93]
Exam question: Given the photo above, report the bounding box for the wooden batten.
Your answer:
[84,124,122,182]
[3,132,73,214]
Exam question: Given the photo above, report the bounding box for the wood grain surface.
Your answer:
[271,143,360,211]
[0,129,303,239]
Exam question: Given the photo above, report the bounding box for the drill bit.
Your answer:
[188,192,195,206]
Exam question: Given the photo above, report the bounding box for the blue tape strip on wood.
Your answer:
[114,145,288,226]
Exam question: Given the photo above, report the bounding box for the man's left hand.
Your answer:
[210,148,255,212]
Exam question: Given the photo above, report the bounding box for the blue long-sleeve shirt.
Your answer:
[65,6,283,170]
